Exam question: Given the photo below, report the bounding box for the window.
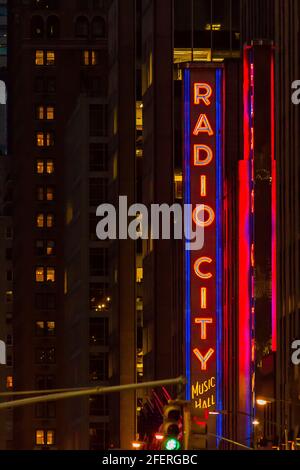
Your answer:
[35,348,56,364]
[89,104,107,137]
[83,50,98,66]
[35,50,55,66]
[36,321,56,337]
[47,16,60,38]
[36,160,55,175]
[89,283,109,311]
[36,105,55,121]
[91,17,106,38]
[36,131,54,147]
[89,395,108,417]
[5,291,13,303]
[37,213,54,228]
[89,423,109,451]
[90,143,108,171]
[89,352,108,382]
[89,178,107,206]
[37,186,55,201]
[35,430,55,446]
[6,226,13,239]
[90,318,108,346]
[6,376,13,389]
[136,267,143,283]
[35,293,56,310]
[36,402,56,419]
[35,77,56,93]
[90,248,108,276]
[6,270,13,282]
[31,16,44,38]
[35,267,56,283]
[36,375,55,390]
[75,16,89,37]
[33,0,59,9]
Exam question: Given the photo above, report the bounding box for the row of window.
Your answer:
[35,50,100,66]
[31,15,106,39]
[32,0,105,11]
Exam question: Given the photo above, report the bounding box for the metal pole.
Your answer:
[191,0,194,61]
[208,433,253,450]
[0,376,185,411]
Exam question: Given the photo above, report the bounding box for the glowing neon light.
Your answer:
[195,318,213,340]
[193,205,215,227]
[184,68,191,399]
[201,175,207,196]
[193,114,214,136]
[194,83,212,106]
[194,144,213,166]
[201,287,207,309]
[194,257,213,279]
[193,348,215,371]
[271,50,277,352]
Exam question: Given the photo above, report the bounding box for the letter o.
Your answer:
[193,205,215,227]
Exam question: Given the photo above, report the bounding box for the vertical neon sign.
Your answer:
[184,66,224,419]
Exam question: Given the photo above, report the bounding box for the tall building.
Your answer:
[9,0,110,449]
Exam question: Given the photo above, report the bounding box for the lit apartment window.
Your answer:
[37,186,44,201]
[83,50,98,66]
[47,214,54,227]
[136,268,143,283]
[47,267,55,282]
[35,430,55,446]
[5,291,13,303]
[47,186,54,201]
[35,50,56,66]
[36,321,56,337]
[37,213,44,228]
[47,160,54,174]
[36,267,45,283]
[36,105,55,121]
[36,240,55,256]
[36,160,54,175]
[36,131,54,147]
[6,376,13,389]
[36,213,54,228]
[35,50,44,65]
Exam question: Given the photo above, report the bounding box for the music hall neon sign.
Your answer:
[184,66,223,414]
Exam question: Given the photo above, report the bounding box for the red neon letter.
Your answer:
[194,257,213,279]
[193,114,214,136]
[193,348,215,371]
[194,145,213,166]
[194,318,213,340]
[194,83,212,106]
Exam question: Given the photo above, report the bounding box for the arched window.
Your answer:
[92,17,106,38]
[75,16,89,38]
[31,16,44,38]
[47,16,60,38]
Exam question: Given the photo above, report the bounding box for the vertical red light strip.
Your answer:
[271,51,277,352]
[238,48,252,435]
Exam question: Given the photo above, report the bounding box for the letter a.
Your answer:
[193,114,214,136]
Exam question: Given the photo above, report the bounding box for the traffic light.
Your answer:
[162,402,182,450]
[187,409,208,450]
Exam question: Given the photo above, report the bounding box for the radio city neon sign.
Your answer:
[192,82,215,374]
[185,67,223,411]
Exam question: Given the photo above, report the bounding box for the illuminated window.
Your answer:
[47,214,54,227]
[36,132,54,147]
[35,430,55,446]
[46,51,55,65]
[36,213,44,228]
[47,241,55,255]
[36,267,45,283]
[37,160,44,174]
[83,50,98,66]
[174,173,183,199]
[6,376,13,389]
[47,160,54,174]
[47,187,54,201]
[35,50,44,65]
[36,132,44,147]
[136,268,143,283]
[5,291,13,303]
[36,321,56,337]
[46,267,55,282]
[36,105,55,121]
